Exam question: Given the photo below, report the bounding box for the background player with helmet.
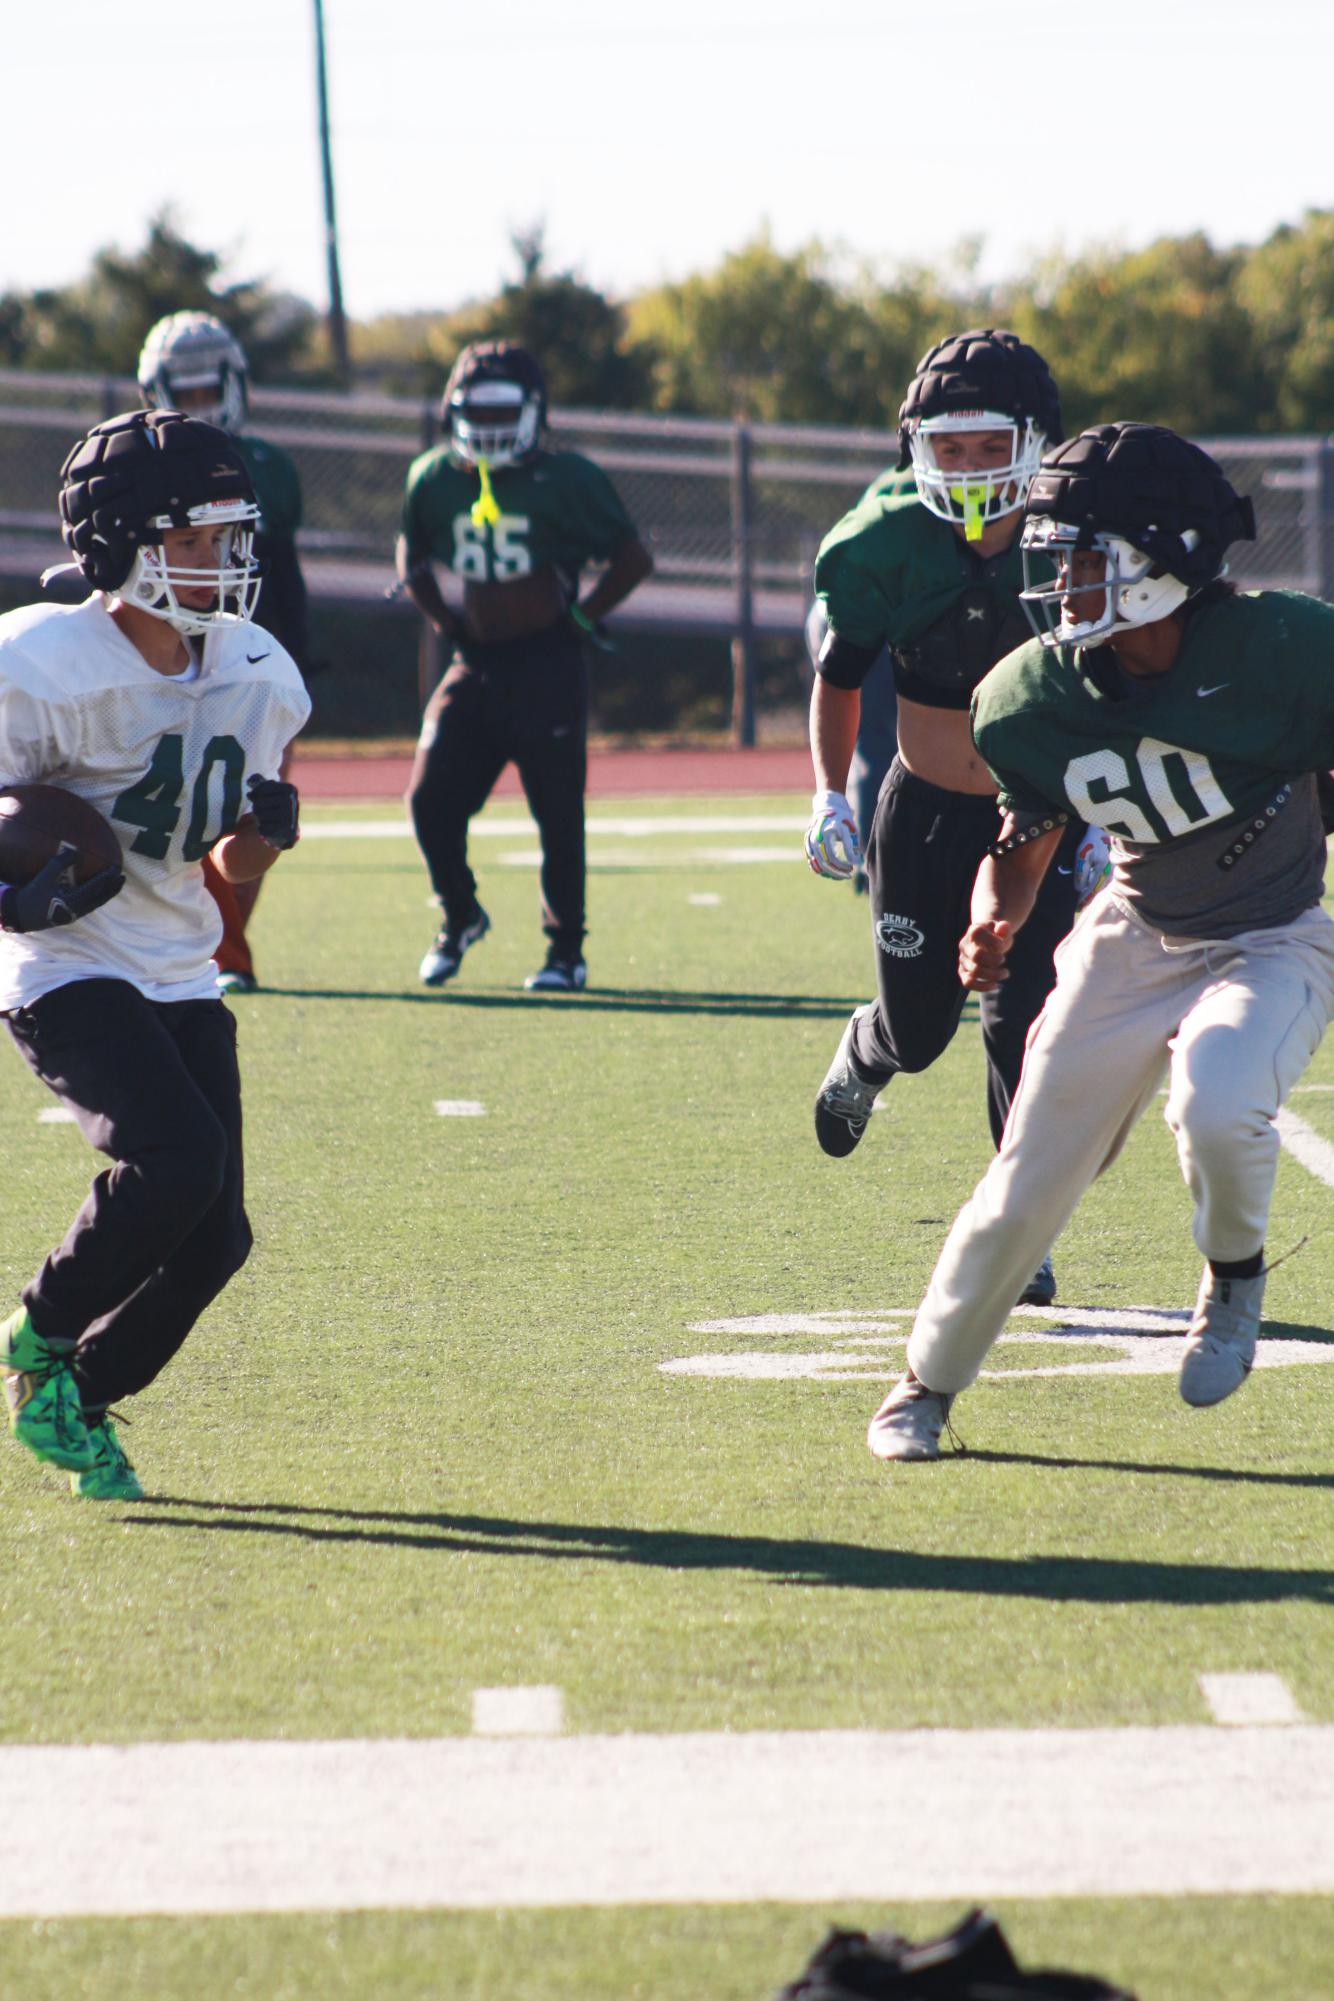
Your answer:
[138,310,310,996]
[807,328,1078,1307]
[397,340,653,993]
[0,409,308,1501]
[868,420,1334,1461]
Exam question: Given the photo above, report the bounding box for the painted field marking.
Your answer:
[302,814,806,841]
[0,1726,1330,1915]
[1276,1107,1334,1187]
[499,847,795,870]
[36,1107,77,1124]
[662,1304,1334,1384]
[472,1686,565,1736]
[688,892,724,906]
[434,1100,486,1118]
[1200,1673,1304,1726]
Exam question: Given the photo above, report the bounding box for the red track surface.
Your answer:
[291,744,813,801]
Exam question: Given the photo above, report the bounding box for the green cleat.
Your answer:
[70,1416,144,1502]
[1,1306,95,1473]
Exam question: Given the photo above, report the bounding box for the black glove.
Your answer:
[246,775,300,851]
[0,845,125,934]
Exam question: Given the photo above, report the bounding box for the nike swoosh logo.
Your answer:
[1056,866,1073,875]
[247,652,271,664]
[1196,683,1228,698]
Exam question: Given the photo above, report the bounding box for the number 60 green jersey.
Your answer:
[401,446,638,589]
[972,589,1334,939]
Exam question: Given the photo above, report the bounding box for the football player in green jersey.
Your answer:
[868,421,1334,1460]
[139,312,311,997]
[808,330,1075,1307]
[397,341,653,992]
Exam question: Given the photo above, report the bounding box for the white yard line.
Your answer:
[1276,1107,1334,1187]
[0,1726,1330,1916]
[1200,1673,1304,1726]
[434,1100,486,1118]
[302,814,806,840]
[471,1686,565,1736]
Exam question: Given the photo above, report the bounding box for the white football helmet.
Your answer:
[138,311,250,434]
[1021,517,1198,649]
[910,412,1049,540]
[121,497,261,636]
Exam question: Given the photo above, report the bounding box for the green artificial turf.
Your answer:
[2,795,1330,1997]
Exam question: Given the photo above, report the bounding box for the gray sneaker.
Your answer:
[1017,1256,1056,1307]
[1179,1267,1265,1407]
[867,1374,955,1461]
[815,1006,885,1158]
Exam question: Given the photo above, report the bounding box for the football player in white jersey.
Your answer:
[0,409,310,1500]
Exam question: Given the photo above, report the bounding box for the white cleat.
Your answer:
[867,1374,955,1461]
[1179,1267,1265,1408]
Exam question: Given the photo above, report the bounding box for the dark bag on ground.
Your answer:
[773,1907,1136,2000]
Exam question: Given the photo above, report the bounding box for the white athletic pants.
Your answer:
[907,894,1334,1395]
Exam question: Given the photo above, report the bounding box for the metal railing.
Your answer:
[2,369,1331,739]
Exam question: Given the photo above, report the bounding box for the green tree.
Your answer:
[1007,233,1263,436]
[0,210,319,381]
[1234,210,1334,432]
[428,225,652,409]
[626,232,991,425]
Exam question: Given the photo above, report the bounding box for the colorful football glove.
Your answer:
[804,790,862,879]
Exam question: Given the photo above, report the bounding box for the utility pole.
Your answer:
[312,0,350,383]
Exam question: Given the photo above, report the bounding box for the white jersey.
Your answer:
[0,595,311,1008]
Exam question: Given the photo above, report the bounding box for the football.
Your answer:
[0,784,122,887]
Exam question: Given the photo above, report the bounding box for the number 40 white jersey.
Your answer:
[0,595,311,1008]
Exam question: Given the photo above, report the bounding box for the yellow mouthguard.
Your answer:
[470,458,502,530]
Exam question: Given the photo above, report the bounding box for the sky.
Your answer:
[3,0,1330,323]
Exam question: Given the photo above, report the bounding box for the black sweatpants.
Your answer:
[851,758,1081,1147]
[408,623,589,957]
[5,978,252,1416]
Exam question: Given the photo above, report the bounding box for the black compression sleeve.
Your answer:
[814,628,880,690]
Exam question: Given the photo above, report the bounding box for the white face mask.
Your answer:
[909,412,1047,542]
[1020,517,1198,648]
[122,499,262,637]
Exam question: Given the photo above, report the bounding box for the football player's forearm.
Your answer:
[971,835,1059,932]
[211,820,284,884]
[809,676,861,795]
[580,538,653,620]
[396,539,457,635]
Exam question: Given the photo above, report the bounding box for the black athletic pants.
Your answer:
[851,759,1081,1147]
[5,979,251,1416]
[408,623,589,958]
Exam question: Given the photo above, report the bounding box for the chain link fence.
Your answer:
[2,368,1331,736]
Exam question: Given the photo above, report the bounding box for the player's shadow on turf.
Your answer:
[263,986,864,1019]
[131,1502,1334,1602]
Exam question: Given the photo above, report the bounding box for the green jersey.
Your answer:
[973,589,1334,937]
[401,447,637,588]
[233,434,302,541]
[814,489,1035,710]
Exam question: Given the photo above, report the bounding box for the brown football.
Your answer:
[0,785,122,887]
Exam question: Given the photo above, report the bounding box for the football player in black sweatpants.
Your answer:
[398,341,652,994]
[806,329,1079,1307]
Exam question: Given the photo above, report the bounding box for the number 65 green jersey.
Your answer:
[401,446,638,589]
[972,589,1334,939]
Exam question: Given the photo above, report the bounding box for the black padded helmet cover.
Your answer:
[898,328,1063,469]
[57,408,257,592]
[1026,422,1257,585]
